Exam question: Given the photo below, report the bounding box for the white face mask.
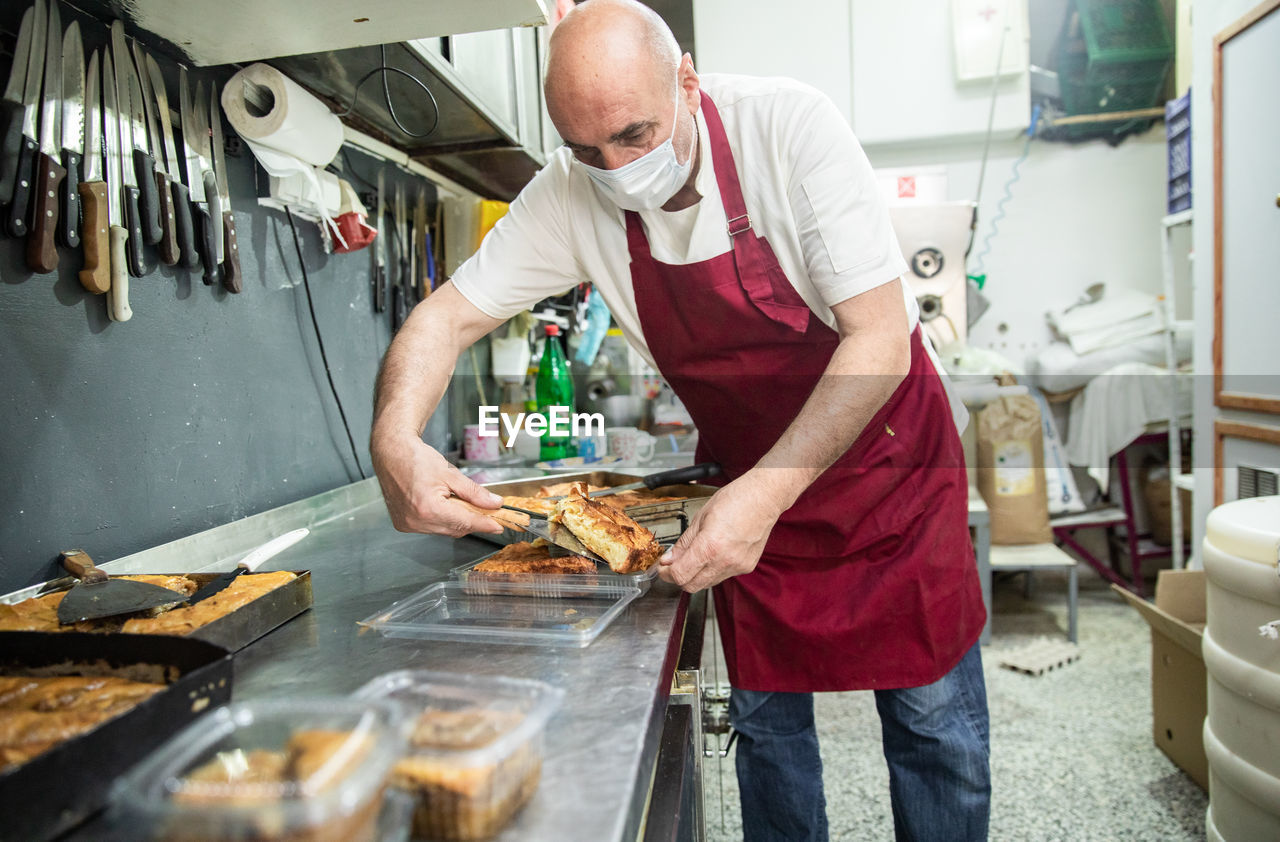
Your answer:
[577,86,693,211]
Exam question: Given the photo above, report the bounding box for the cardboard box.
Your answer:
[1113,570,1208,790]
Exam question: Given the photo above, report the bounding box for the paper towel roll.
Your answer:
[221,63,343,167]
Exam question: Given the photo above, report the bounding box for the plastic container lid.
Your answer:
[1205,496,1280,568]
[544,324,560,336]
[353,670,563,769]
[358,580,640,648]
[110,697,411,841]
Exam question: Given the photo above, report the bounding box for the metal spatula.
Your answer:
[56,550,188,624]
[500,505,608,563]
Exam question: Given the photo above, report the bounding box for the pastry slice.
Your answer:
[551,488,664,574]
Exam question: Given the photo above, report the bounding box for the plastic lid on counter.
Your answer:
[354,670,562,767]
[357,580,640,648]
[109,697,411,841]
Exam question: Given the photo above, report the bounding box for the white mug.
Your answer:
[463,423,500,462]
[607,427,655,465]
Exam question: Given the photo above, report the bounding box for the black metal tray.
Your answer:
[0,570,313,653]
[165,569,313,651]
[480,471,716,545]
[0,632,234,842]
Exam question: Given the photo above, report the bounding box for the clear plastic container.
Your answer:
[357,581,640,648]
[353,670,563,841]
[109,697,412,842]
[451,549,660,597]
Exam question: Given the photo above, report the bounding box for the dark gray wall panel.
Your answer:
[0,9,445,591]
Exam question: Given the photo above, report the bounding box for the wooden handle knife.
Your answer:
[221,209,241,293]
[26,150,65,273]
[77,180,109,293]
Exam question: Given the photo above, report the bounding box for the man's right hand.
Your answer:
[371,435,506,537]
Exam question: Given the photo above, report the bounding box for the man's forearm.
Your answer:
[371,283,504,452]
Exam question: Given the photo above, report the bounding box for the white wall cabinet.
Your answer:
[691,0,1030,145]
[126,0,548,66]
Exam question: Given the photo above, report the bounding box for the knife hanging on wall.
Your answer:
[109,24,147,279]
[132,40,178,265]
[56,18,83,251]
[102,43,132,319]
[112,20,158,258]
[4,0,45,239]
[76,48,109,295]
[0,4,36,203]
[26,0,63,273]
[208,81,240,292]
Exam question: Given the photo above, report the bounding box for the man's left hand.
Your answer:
[658,475,782,592]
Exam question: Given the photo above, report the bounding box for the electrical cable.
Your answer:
[970,106,1039,278]
[336,44,440,139]
[284,206,368,481]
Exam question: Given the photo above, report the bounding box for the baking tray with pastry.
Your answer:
[0,632,234,842]
[0,531,314,653]
[475,463,721,546]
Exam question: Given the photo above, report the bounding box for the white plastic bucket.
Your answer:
[1202,496,1280,841]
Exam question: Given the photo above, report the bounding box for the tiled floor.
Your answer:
[701,559,1209,841]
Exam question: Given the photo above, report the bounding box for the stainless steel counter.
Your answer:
[44,478,692,842]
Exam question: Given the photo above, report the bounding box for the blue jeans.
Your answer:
[730,642,990,842]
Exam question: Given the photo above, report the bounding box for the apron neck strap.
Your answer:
[698,90,751,238]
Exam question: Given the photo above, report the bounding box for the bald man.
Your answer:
[371,1,989,839]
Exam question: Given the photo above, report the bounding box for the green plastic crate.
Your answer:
[1074,0,1173,83]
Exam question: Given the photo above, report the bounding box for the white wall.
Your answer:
[692,0,853,122]
[1190,0,1280,566]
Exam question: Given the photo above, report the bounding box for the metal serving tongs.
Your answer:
[499,503,609,564]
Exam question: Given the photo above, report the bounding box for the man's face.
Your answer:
[547,61,696,173]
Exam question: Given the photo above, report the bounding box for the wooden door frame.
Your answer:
[1213,419,1280,505]
[1213,0,1280,413]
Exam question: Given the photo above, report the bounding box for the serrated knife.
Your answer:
[77,48,108,294]
[57,19,83,251]
[26,0,64,273]
[4,0,44,238]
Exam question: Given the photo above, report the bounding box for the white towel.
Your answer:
[1048,290,1165,355]
[1065,362,1193,493]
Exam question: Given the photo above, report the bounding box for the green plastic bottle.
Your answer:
[536,324,575,461]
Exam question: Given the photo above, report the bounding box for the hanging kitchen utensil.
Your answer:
[185,528,310,606]
[4,0,45,238]
[56,550,188,624]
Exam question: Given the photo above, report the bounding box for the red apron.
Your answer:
[626,92,985,691]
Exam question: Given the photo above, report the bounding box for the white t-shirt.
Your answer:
[452,73,966,429]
